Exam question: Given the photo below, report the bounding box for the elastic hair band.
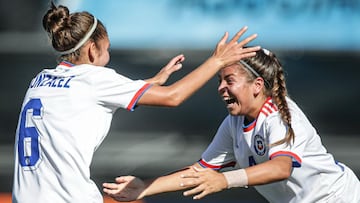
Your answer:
[239,60,271,88]
[262,48,270,55]
[240,60,260,78]
[59,17,98,55]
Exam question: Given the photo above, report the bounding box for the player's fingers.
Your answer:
[169,54,185,66]
[193,190,209,200]
[217,31,229,46]
[102,182,121,190]
[237,33,258,47]
[183,185,204,197]
[228,26,248,44]
[242,45,261,53]
[179,178,200,188]
[192,166,206,172]
[180,172,199,178]
[236,46,261,59]
[103,187,121,195]
[163,55,184,73]
[115,176,134,183]
[103,187,116,195]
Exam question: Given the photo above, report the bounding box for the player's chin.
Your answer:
[227,106,243,116]
[226,108,238,116]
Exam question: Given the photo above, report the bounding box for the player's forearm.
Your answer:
[245,156,292,186]
[142,176,181,197]
[141,167,194,197]
[165,57,223,105]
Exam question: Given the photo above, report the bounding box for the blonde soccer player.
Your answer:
[103,48,360,203]
[12,2,260,203]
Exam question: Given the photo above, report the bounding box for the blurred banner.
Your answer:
[59,0,360,51]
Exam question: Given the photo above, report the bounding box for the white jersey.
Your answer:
[13,61,151,203]
[199,97,360,203]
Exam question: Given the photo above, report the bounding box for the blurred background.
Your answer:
[0,0,359,202]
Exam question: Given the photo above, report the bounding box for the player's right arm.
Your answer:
[103,163,201,202]
[137,26,260,107]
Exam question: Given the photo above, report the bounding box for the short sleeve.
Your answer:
[266,114,303,167]
[199,116,237,170]
[92,67,151,111]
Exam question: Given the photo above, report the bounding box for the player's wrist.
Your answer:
[223,169,248,189]
[205,57,225,72]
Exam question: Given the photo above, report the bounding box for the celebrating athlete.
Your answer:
[103,48,360,203]
[12,2,260,203]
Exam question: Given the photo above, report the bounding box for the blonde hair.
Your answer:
[241,49,294,146]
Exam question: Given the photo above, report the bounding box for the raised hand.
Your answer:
[180,166,228,200]
[211,26,260,69]
[103,176,146,202]
[145,54,185,85]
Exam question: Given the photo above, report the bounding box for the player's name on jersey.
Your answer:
[29,74,75,89]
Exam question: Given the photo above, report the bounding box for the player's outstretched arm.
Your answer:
[144,54,185,86]
[137,26,260,107]
[103,165,199,202]
[179,156,292,200]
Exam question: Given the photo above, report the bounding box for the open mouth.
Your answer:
[224,98,236,105]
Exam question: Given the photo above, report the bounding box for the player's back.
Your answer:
[12,63,109,203]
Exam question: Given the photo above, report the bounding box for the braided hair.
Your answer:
[242,48,295,146]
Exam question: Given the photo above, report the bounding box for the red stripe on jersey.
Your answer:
[260,97,278,117]
[270,151,302,165]
[243,97,277,132]
[198,159,236,170]
[260,109,269,117]
[267,100,278,111]
[59,61,75,67]
[243,119,257,132]
[126,83,152,111]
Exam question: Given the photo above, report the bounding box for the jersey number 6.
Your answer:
[18,98,43,170]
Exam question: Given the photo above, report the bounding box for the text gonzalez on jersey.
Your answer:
[29,72,75,89]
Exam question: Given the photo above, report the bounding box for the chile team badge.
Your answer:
[254,134,266,156]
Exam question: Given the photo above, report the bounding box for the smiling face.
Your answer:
[218,63,266,119]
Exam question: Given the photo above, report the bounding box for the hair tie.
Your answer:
[59,17,98,55]
[262,48,270,55]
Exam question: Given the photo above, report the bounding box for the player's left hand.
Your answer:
[179,166,227,199]
[146,54,185,85]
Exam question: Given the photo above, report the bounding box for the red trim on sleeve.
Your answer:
[126,83,151,111]
[270,151,302,164]
[198,159,236,170]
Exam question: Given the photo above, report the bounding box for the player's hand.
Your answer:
[179,166,228,199]
[145,54,185,85]
[103,176,146,202]
[211,26,260,69]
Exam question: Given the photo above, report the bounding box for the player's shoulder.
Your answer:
[75,64,116,74]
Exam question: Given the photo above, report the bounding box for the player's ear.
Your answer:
[87,41,97,64]
[253,77,265,95]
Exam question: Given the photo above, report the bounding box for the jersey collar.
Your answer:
[59,61,75,67]
[242,97,275,132]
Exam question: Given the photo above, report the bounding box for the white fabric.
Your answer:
[200,97,360,203]
[13,62,150,203]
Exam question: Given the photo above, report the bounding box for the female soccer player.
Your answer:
[103,48,360,203]
[11,2,260,203]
